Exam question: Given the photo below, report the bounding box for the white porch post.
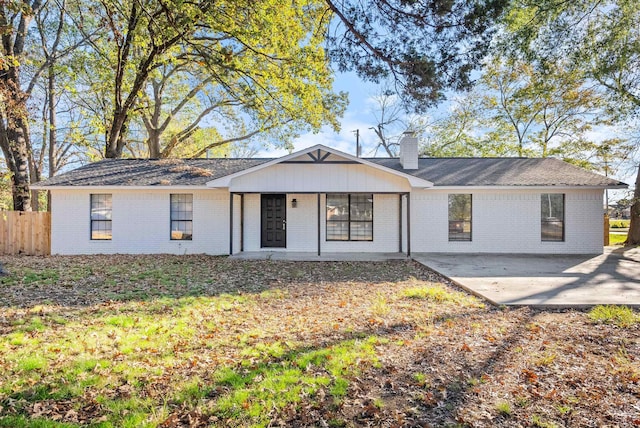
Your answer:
[406,193,411,257]
[317,193,321,256]
[229,192,234,255]
[399,194,403,253]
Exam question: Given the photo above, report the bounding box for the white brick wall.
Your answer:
[50,187,605,255]
[286,194,319,252]
[51,188,229,255]
[242,194,261,252]
[410,188,604,254]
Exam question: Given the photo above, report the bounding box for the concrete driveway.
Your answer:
[414,247,640,308]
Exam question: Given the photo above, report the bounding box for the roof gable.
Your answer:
[205,145,434,188]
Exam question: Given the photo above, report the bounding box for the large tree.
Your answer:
[0,0,44,211]
[325,0,509,112]
[500,0,640,244]
[479,58,620,168]
[368,86,430,157]
[1,0,91,210]
[79,0,348,159]
[137,44,346,159]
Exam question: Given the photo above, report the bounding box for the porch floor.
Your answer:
[229,252,409,261]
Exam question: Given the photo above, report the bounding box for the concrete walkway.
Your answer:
[413,247,640,308]
[229,251,409,262]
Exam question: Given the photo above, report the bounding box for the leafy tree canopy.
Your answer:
[326,0,509,112]
[498,0,640,244]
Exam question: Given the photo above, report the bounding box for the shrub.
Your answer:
[610,220,630,228]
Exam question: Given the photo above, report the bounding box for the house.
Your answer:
[32,135,627,256]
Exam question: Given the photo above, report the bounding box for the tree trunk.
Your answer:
[23,118,41,211]
[0,0,46,211]
[105,111,128,158]
[48,66,57,178]
[625,164,640,246]
[4,116,33,212]
[0,72,33,212]
[147,129,161,158]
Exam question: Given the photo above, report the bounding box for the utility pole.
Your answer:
[352,129,361,157]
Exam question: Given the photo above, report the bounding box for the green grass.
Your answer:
[16,356,48,372]
[0,416,79,427]
[531,414,558,428]
[211,337,381,425]
[609,233,628,245]
[496,401,512,416]
[400,284,482,307]
[369,293,391,316]
[588,305,639,328]
[2,258,438,427]
[2,256,635,427]
[22,269,60,285]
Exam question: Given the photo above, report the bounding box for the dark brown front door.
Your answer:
[261,194,286,248]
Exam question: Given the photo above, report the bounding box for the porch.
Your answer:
[228,251,410,261]
[229,192,411,256]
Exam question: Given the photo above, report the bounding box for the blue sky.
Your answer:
[258,71,394,158]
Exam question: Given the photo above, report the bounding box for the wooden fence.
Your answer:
[0,211,51,256]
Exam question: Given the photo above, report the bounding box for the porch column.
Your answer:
[398,194,403,253]
[317,193,321,256]
[240,194,244,252]
[229,192,234,255]
[406,193,411,257]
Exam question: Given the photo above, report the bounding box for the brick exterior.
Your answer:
[410,189,604,254]
[51,188,229,255]
[49,169,606,255]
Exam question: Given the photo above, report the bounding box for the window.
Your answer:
[448,194,472,241]
[326,194,373,241]
[541,193,564,241]
[171,194,193,240]
[90,194,112,240]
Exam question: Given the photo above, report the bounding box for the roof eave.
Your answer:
[32,185,212,190]
[429,184,628,190]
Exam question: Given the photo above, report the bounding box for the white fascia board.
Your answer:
[206,144,434,189]
[406,177,433,189]
[428,185,627,191]
[31,185,211,191]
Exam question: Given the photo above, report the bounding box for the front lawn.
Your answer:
[609,233,629,245]
[0,256,638,427]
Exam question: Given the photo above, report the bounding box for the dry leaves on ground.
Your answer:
[0,255,638,427]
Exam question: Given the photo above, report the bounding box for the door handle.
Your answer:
[283,220,286,230]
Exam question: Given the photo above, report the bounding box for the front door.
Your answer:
[261,194,286,248]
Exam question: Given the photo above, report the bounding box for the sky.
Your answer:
[257,71,392,158]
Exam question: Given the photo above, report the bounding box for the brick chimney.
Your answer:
[399,132,418,170]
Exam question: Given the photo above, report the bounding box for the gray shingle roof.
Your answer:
[367,157,626,187]
[34,156,626,188]
[37,158,270,187]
